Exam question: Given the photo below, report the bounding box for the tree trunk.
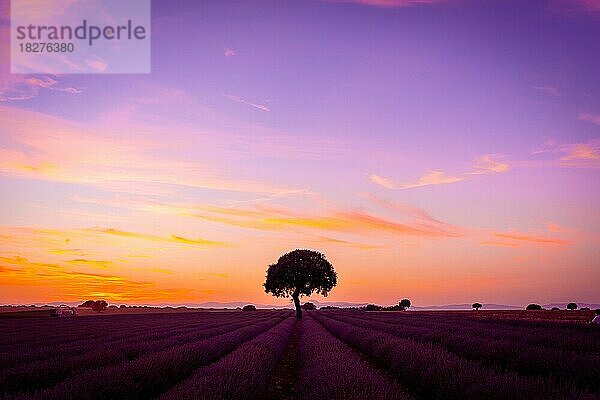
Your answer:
[293,295,302,319]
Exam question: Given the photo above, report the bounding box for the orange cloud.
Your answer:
[0,256,200,303]
[560,143,600,163]
[66,259,114,269]
[190,204,460,238]
[547,222,562,233]
[469,154,510,175]
[480,241,518,248]
[494,232,570,245]
[370,170,464,190]
[370,155,508,190]
[368,174,396,189]
[313,235,382,249]
[95,228,227,247]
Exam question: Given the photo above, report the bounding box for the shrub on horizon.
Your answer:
[242,304,257,311]
[567,302,578,310]
[399,299,411,311]
[78,300,96,308]
[526,303,543,310]
[91,300,108,312]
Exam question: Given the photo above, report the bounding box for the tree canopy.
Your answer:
[91,300,108,312]
[399,298,411,311]
[526,303,543,310]
[264,249,337,319]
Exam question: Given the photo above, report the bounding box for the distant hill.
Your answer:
[410,303,522,310]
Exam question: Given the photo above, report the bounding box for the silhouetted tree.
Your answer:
[551,307,560,311]
[91,300,108,312]
[399,298,411,311]
[242,304,256,311]
[567,302,578,311]
[79,300,95,308]
[302,302,317,311]
[264,249,337,319]
[526,303,543,310]
[580,307,590,311]
[364,304,383,311]
[472,302,482,311]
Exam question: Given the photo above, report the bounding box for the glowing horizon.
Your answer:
[1,0,599,307]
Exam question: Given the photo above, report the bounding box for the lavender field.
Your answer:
[1,310,599,400]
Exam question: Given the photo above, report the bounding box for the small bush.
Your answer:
[526,304,543,310]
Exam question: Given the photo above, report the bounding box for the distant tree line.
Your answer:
[361,299,412,312]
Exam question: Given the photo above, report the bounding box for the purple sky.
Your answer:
[0,0,599,306]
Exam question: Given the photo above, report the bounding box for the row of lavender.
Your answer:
[333,311,600,353]
[1,315,278,394]
[312,312,598,400]
[0,312,289,399]
[0,312,253,350]
[159,314,415,400]
[0,313,262,369]
[296,316,412,400]
[324,311,600,394]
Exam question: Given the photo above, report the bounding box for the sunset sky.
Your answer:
[1,0,599,307]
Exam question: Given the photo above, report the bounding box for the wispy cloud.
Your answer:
[469,154,510,175]
[560,143,600,162]
[312,235,382,249]
[326,0,448,8]
[95,228,226,247]
[480,241,519,248]
[223,94,270,112]
[370,170,464,190]
[550,0,600,14]
[494,232,570,245]
[529,139,600,167]
[370,154,508,190]
[579,113,600,126]
[224,48,236,57]
[66,259,114,269]
[189,203,461,238]
[532,85,560,97]
[0,106,297,195]
[0,76,82,102]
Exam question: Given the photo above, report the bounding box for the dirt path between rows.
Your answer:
[265,319,301,400]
